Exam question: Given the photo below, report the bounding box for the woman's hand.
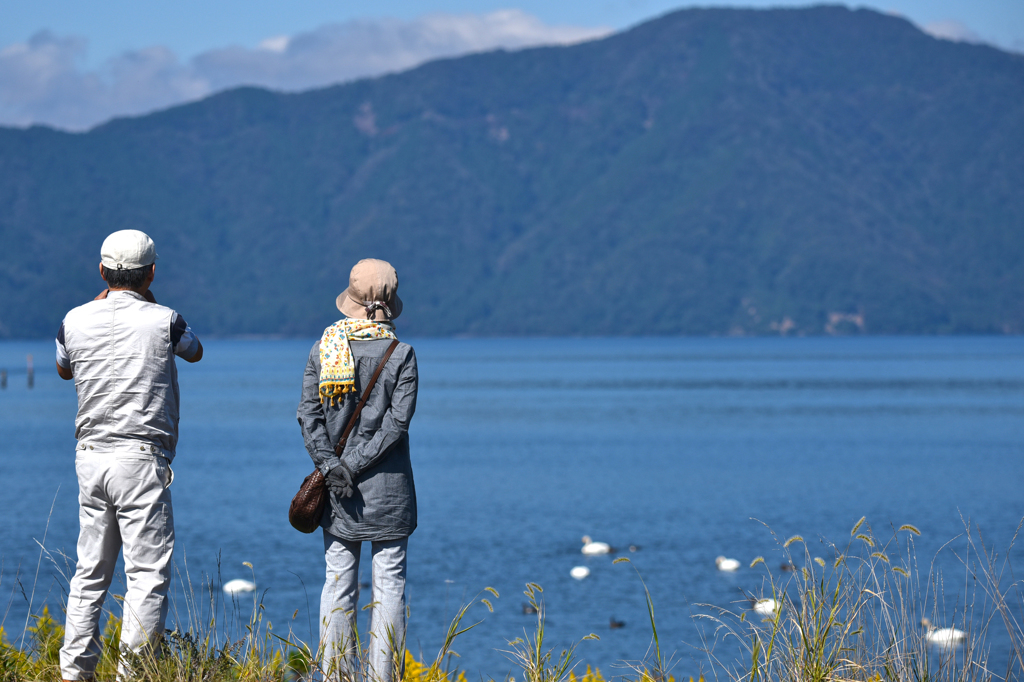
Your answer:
[326,462,356,498]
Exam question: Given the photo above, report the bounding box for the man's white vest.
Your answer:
[62,290,181,459]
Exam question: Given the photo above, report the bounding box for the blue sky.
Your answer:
[2,1,1021,130]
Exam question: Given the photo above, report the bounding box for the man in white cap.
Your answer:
[55,229,203,681]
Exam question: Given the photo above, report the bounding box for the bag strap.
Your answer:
[334,338,401,457]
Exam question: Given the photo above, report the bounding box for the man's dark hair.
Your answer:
[102,264,153,290]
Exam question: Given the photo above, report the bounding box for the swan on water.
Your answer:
[581,536,613,555]
[752,598,780,616]
[570,566,591,580]
[223,579,256,595]
[716,556,741,572]
[921,618,967,648]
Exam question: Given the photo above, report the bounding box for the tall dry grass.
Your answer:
[1,518,1020,682]
[695,517,1024,681]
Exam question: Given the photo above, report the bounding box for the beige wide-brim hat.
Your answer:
[336,258,404,321]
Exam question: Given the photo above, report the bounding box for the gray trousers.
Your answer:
[60,452,174,680]
[320,532,407,682]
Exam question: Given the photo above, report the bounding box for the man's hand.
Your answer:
[325,462,356,498]
[185,340,203,363]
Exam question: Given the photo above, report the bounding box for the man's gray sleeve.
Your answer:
[342,348,418,475]
[170,313,199,359]
[56,322,70,368]
[297,343,341,476]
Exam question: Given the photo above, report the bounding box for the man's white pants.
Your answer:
[60,452,174,680]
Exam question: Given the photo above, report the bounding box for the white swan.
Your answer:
[581,536,613,555]
[753,598,780,616]
[921,618,967,648]
[223,578,256,595]
[715,556,741,572]
[570,566,591,580]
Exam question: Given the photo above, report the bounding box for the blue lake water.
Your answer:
[1,336,1023,678]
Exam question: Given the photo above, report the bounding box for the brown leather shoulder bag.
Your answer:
[289,339,400,533]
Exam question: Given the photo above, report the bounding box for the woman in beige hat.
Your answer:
[296,258,418,682]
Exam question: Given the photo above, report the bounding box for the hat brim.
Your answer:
[336,289,403,321]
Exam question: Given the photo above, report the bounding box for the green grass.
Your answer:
[1,518,1021,681]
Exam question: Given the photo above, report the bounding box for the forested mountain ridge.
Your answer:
[2,5,1022,338]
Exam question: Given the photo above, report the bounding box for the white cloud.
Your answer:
[258,36,290,54]
[0,32,210,129]
[194,11,608,93]
[921,20,983,44]
[0,10,609,131]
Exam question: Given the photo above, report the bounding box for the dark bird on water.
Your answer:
[609,617,626,629]
[522,603,538,615]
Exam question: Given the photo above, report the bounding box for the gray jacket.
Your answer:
[297,337,418,541]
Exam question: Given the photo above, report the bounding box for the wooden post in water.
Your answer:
[1,368,6,389]
[26,354,33,389]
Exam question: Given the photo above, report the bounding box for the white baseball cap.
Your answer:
[100,229,158,270]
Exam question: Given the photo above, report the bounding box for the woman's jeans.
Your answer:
[320,531,407,682]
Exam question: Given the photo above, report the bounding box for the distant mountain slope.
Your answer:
[1,5,1022,338]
